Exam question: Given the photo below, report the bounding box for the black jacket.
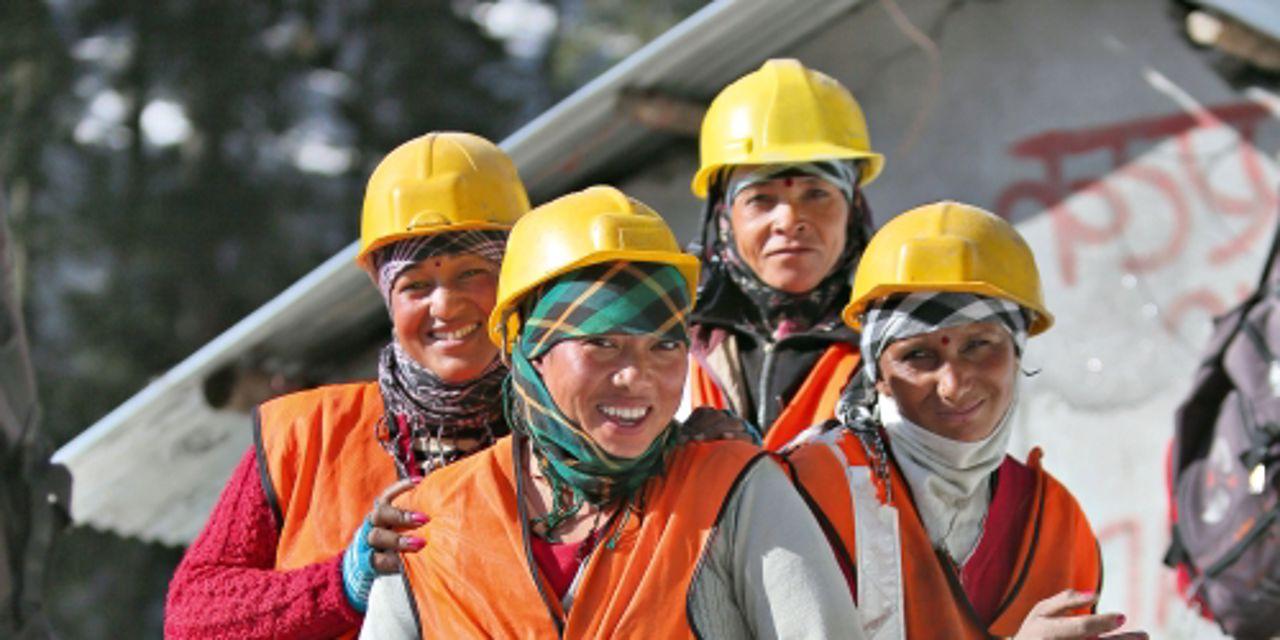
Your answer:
[689,280,859,434]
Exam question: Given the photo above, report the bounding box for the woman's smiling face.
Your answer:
[874,321,1018,442]
[390,253,500,383]
[534,333,688,459]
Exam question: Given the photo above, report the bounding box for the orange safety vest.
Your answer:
[689,341,860,450]
[255,381,398,586]
[787,429,1101,639]
[397,436,763,639]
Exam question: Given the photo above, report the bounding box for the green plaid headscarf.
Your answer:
[505,261,692,538]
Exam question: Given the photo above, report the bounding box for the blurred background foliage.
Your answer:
[1,0,703,635]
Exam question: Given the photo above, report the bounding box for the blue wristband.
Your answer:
[341,519,377,613]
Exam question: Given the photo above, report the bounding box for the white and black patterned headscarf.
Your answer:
[368,229,509,479]
[370,230,506,306]
[858,291,1030,384]
[844,290,1032,562]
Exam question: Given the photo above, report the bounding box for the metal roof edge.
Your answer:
[501,0,738,157]
[52,242,363,464]
[501,0,863,170]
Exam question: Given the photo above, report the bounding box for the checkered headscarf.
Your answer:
[369,229,507,305]
[518,262,691,358]
[859,291,1030,383]
[506,261,692,538]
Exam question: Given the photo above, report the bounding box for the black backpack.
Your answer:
[1166,219,1280,639]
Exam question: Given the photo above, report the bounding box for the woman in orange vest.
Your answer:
[788,201,1146,639]
[359,186,862,639]
[164,132,531,638]
[685,59,885,449]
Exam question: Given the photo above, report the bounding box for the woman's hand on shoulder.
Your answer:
[341,478,429,612]
[1012,590,1147,640]
[366,478,430,573]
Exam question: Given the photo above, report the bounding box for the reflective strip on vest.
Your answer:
[817,432,905,639]
[789,430,1103,638]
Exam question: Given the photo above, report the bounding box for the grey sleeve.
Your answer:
[688,458,867,640]
[359,574,418,640]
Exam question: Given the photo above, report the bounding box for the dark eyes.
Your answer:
[964,336,999,353]
[739,187,832,210]
[653,339,682,351]
[398,280,431,293]
[897,336,1000,362]
[396,268,492,295]
[582,336,616,349]
[580,337,683,352]
[901,348,935,362]
[459,268,492,280]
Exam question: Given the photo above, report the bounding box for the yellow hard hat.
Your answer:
[691,59,884,198]
[843,201,1053,335]
[355,131,531,270]
[489,185,701,353]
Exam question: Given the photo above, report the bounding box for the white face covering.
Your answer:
[879,376,1019,564]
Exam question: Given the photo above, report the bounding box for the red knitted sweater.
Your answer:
[164,447,362,639]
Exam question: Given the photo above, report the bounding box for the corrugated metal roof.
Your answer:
[51,0,863,546]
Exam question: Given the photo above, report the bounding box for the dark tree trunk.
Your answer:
[0,191,64,638]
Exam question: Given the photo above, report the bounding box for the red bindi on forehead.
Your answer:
[783,177,794,187]
[434,259,442,268]
[940,336,950,346]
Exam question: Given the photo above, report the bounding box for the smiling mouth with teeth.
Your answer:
[432,323,479,341]
[599,405,650,423]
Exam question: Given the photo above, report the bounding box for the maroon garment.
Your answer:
[529,535,592,600]
[164,447,362,639]
[960,456,1036,625]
